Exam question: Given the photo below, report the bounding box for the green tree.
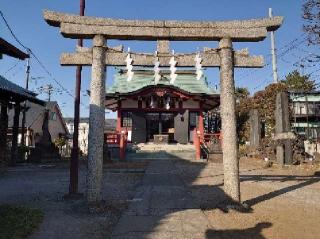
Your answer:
[282,70,315,91]
[236,70,315,146]
[235,87,250,100]
[54,137,66,155]
[237,83,288,139]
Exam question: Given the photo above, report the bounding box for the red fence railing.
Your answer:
[105,131,127,161]
[105,132,120,145]
[203,133,222,143]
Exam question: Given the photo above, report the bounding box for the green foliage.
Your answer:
[0,205,43,239]
[235,87,250,100]
[237,83,288,139]
[236,70,315,141]
[281,70,315,91]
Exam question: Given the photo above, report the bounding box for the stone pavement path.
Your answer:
[111,159,211,239]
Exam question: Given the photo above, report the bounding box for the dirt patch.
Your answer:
[104,161,148,170]
[204,159,320,239]
[0,164,145,239]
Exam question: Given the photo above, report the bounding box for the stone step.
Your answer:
[126,151,196,160]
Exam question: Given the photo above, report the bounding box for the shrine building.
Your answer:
[105,68,219,144]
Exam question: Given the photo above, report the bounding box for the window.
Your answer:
[189,112,199,128]
[68,123,74,134]
[49,112,57,121]
[121,111,132,127]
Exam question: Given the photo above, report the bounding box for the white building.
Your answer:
[65,118,116,155]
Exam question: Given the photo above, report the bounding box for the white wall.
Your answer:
[66,122,89,155]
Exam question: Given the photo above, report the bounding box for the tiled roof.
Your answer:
[8,101,60,128]
[106,69,218,96]
[289,91,320,102]
[0,75,43,104]
[0,37,29,60]
[8,101,44,128]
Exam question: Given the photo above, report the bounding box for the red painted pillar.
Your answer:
[199,111,204,143]
[69,0,85,195]
[194,129,201,160]
[116,100,122,132]
[119,132,126,161]
[117,110,121,132]
[124,132,128,152]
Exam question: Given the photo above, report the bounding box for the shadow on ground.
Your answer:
[1,150,319,239]
[206,222,272,239]
[111,150,320,238]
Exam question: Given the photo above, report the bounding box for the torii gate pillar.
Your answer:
[42,10,283,204]
[87,35,106,203]
[219,38,240,202]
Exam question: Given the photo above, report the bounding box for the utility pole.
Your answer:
[69,0,85,195]
[21,56,30,148]
[38,84,54,102]
[269,8,278,83]
[47,86,52,102]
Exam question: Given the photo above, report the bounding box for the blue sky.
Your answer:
[1,0,318,118]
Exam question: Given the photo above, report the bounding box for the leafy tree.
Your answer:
[54,137,66,155]
[236,83,288,139]
[54,137,66,148]
[236,70,314,141]
[235,87,250,143]
[235,87,250,100]
[302,0,320,44]
[281,70,315,91]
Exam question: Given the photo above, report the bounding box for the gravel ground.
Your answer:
[197,159,320,239]
[0,162,146,239]
[0,158,319,239]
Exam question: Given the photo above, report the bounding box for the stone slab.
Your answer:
[60,50,264,68]
[44,10,283,41]
[60,22,268,41]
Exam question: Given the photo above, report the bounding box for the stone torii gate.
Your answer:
[43,10,283,203]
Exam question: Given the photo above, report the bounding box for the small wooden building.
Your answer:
[7,101,69,147]
[0,75,44,164]
[0,38,43,164]
[105,69,219,144]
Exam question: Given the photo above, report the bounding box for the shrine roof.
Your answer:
[106,69,218,96]
[0,75,44,104]
[0,37,29,60]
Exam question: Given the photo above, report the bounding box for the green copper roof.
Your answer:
[106,69,218,95]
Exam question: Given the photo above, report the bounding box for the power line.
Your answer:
[3,60,20,76]
[277,33,307,52]
[237,35,308,87]
[239,34,307,76]
[252,73,274,91]
[28,50,77,100]
[0,10,82,104]
[308,67,320,76]
[0,10,31,52]
[7,65,24,80]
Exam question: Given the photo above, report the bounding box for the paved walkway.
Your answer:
[111,159,212,239]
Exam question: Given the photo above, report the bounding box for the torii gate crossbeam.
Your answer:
[43,10,283,204]
[61,47,264,68]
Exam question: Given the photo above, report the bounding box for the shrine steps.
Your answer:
[125,143,198,161]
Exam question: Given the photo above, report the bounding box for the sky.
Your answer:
[1,0,318,119]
